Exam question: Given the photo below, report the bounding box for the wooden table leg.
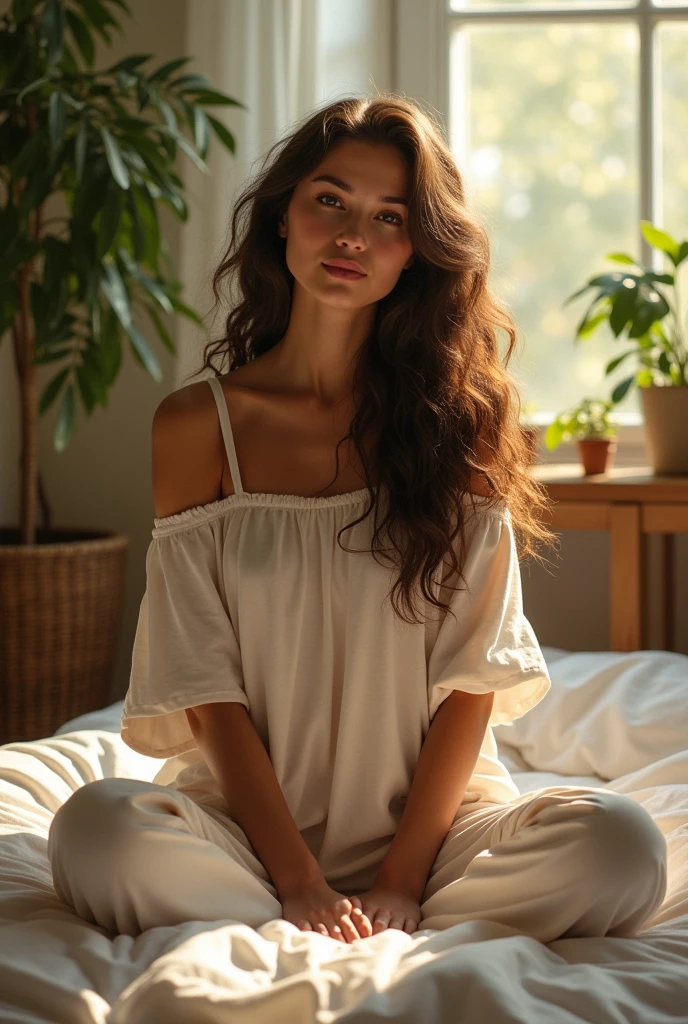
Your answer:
[610,504,642,651]
[658,533,675,652]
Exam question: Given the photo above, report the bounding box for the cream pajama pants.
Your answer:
[47,777,668,943]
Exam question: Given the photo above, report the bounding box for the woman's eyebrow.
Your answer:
[310,173,407,207]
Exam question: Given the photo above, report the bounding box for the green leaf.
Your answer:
[126,185,146,261]
[127,321,162,381]
[96,183,122,258]
[575,308,608,340]
[544,421,564,450]
[148,56,192,84]
[65,8,95,67]
[143,300,176,355]
[658,351,672,375]
[605,252,636,265]
[133,182,161,265]
[74,120,88,182]
[640,221,680,261]
[33,345,73,365]
[604,349,639,374]
[72,0,120,42]
[610,375,636,403]
[99,257,132,327]
[169,73,210,92]
[17,77,50,104]
[158,125,209,174]
[39,367,70,414]
[99,126,130,188]
[103,53,153,75]
[54,381,76,451]
[39,0,65,71]
[168,293,204,327]
[608,287,637,337]
[98,303,123,386]
[48,91,67,151]
[206,113,236,154]
[191,89,244,108]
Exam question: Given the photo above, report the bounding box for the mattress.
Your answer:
[0,645,686,1023]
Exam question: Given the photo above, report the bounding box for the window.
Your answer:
[395,0,688,459]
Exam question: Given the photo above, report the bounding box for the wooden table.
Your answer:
[532,464,688,652]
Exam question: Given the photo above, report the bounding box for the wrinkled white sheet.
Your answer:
[1,646,687,1023]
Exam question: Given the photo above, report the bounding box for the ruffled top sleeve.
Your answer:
[121,517,249,758]
[427,506,551,725]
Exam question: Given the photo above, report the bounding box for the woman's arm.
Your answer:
[373,688,495,902]
[187,702,326,899]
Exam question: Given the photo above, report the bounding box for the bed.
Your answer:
[1,644,687,1023]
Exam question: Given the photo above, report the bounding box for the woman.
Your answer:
[48,94,667,944]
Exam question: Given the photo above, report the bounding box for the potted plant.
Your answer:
[544,397,620,476]
[563,221,688,474]
[0,0,242,742]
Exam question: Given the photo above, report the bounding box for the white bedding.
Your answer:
[1,645,687,1023]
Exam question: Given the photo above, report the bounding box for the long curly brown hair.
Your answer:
[183,93,559,626]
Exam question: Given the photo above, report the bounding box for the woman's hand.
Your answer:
[350,886,422,936]
[281,881,375,943]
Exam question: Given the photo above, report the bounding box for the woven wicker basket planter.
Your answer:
[0,528,129,744]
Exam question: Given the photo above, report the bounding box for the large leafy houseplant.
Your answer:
[0,0,243,546]
[563,221,688,400]
[562,221,688,473]
[0,0,244,743]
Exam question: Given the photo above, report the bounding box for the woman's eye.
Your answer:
[315,193,403,226]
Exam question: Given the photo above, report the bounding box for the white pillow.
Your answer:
[493,647,688,781]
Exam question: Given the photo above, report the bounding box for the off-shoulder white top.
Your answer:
[121,375,551,882]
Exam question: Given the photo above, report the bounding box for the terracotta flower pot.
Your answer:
[577,437,618,476]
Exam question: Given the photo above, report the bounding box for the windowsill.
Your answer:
[524,414,649,468]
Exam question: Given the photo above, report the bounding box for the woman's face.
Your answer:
[278,139,414,308]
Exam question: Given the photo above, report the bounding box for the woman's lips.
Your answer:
[322,263,366,280]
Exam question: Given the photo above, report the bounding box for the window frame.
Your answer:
[393,0,688,464]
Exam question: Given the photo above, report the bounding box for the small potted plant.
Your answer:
[545,397,620,476]
[563,221,688,474]
[0,0,242,742]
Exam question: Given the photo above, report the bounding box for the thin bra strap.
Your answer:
[207,376,245,495]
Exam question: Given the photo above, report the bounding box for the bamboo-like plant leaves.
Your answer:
[74,120,87,182]
[96,182,122,257]
[117,245,172,313]
[55,380,76,451]
[3,0,240,451]
[39,0,65,72]
[143,300,176,355]
[99,258,162,381]
[206,113,236,154]
[98,304,123,386]
[48,91,67,151]
[65,7,95,67]
[39,366,70,414]
[148,56,192,84]
[99,125,130,188]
